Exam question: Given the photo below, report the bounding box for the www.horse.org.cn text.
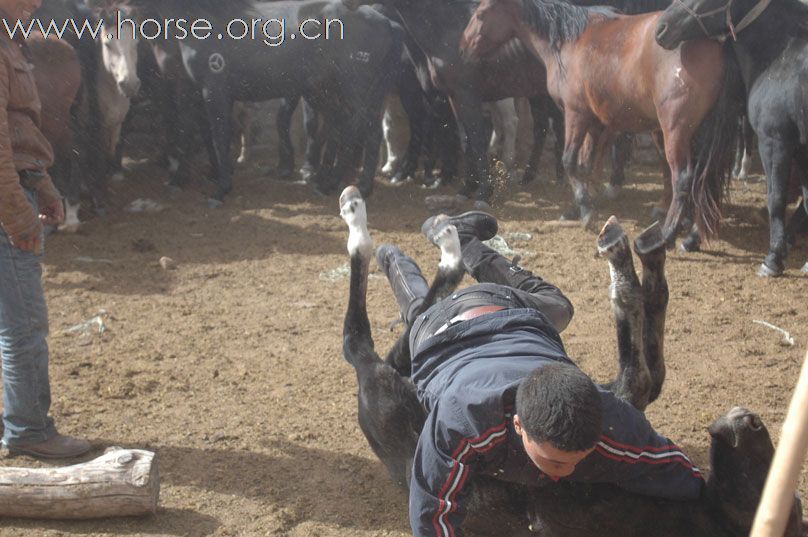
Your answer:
[2,12,346,47]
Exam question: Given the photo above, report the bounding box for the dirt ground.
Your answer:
[0,136,807,537]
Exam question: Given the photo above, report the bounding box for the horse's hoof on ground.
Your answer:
[559,206,580,221]
[111,171,125,183]
[757,262,783,278]
[634,221,665,255]
[679,238,701,253]
[649,207,666,222]
[801,262,808,274]
[207,198,224,209]
[581,209,597,232]
[381,162,396,175]
[602,183,621,200]
[421,176,443,190]
[277,167,293,180]
[389,173,412,186]
[597,216,626,255]
[58,223,80,234]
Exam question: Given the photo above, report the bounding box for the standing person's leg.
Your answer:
[0,190,89,459]
[422,212,574,332]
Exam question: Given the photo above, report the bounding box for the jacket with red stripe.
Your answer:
[409,307,704,537]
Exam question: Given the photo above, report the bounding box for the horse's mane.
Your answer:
[570,0,670,15]
[521,0,618,50]
[785,0,808,33]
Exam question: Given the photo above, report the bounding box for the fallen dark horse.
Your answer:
[337,184,803,537]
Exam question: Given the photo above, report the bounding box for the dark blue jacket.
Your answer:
[409,308,704,537]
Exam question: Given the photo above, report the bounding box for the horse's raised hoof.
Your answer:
[633,221,665,255]
[207,197,224,209]
[757,262,783,278]
[339,185,363,213]
[597,216,627,256]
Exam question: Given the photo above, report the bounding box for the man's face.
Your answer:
[514,414,594,479]
[0,0,41,23]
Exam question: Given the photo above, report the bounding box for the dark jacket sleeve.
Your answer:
[569,392,704,500]
[0,55,37,243]
[409,396,509,537]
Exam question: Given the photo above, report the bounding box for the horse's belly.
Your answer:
[590,98,658,133]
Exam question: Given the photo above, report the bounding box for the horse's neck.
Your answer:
[390,0,468,56]
[518,23,564,78]
[732,0,800,88]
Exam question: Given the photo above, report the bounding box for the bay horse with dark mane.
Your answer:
[461,0,742,249]
[656,0,808,276]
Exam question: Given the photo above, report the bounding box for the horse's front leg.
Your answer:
[276,96,299,179]
[301,99,322,182]
[448,90,492,203]
[199,77,233,207]
[659,125,695,249]
[758,134,797,276]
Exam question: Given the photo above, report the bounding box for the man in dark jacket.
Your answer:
[375,210,703,537]
[0,0,90,459]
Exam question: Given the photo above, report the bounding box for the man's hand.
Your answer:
[39,197,64,226]
[8,207,42,253]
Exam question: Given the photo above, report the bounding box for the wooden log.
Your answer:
[0,447,159,519]
[750,348,808,537]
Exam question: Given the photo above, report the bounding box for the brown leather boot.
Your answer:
[8,433,91,459]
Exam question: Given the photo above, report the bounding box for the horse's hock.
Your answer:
[0,447,159,519]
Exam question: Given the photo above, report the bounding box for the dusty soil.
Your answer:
[1,139,807,537]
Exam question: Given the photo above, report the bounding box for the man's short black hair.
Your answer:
[515,363,603,451]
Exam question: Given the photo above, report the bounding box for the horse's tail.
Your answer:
[690,45,745,240]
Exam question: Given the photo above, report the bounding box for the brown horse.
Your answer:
[461,0,741,248]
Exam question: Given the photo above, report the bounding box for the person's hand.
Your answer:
[39,197,65,226]
[8,210,43,253]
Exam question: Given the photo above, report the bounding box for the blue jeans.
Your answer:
[0,189,55,447]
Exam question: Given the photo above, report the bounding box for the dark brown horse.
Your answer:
[461,0,741,248]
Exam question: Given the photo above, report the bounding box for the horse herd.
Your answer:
[28,0,807,278]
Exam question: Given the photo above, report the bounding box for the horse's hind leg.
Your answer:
[603,134,633,200]
[633,222,668,404]
[758,134,796,276]
[561,119,596,229]
[597,216,652,411]
[339,186,425,487]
